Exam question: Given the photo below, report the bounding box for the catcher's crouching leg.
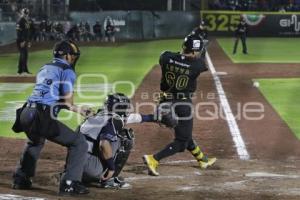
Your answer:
[113,149,131,177]
[113,132,134,177]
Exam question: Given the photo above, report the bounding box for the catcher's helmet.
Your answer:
[104,93,131,117]
[182,34,203,53]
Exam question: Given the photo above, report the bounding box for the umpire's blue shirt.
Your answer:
[28,58,76,111]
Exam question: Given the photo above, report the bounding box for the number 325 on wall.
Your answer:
[204,14,240,32]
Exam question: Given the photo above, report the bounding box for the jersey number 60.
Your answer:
[165,72,189,90]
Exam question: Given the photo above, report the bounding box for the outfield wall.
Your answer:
[201,11,300,37]
[70,11,200,40]
[1,11,300,46]
[0,22,16,46]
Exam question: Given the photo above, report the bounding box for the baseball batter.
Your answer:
[143,35,217,176]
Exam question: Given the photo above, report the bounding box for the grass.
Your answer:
[0,40,181,138]
[257,78,300,139]
[217,37,300,63]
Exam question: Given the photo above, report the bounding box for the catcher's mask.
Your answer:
[182,34,204,55]
[53,40,80,70]
[104,93,131,117]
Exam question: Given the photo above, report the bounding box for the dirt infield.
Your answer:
[0,39,300,200]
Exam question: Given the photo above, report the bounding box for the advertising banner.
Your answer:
[201,11,300,37]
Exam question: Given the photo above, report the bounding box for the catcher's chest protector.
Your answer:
[79,112,112,153]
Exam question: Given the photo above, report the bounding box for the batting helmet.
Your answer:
[104,93,131,117]
[182,34,203,53]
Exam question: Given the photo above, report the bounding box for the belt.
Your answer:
[160,92,191,100]
[26,102,50,111]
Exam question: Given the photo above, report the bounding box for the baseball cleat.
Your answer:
[143,155,159,176]
[199,157,217,169]
[59,180,89,196]
[12,174,32,190]
[98,177,132,190]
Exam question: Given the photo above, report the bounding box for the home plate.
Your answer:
[0,194,45,200]
[215,72,228,76]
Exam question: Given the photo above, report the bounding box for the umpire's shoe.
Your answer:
[143,155,159,176]
[59,180,89,196]
[12,174,32,190]
[199,156,217,169]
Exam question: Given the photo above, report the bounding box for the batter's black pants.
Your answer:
[233,35,247,54]
[15,107,88,182]
[17,41,29,74]
[154,99,197,161]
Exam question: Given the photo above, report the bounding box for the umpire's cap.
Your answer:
[182,35,203,53]
[53,40,80,58]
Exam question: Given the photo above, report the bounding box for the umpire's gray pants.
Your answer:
[15,107,88,181]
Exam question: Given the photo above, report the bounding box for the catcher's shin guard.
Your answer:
[113,150,130,177]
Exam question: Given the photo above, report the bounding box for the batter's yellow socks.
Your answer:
[190,146,207,162]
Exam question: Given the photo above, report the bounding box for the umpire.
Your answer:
[233,18,248,54]
[16,8,31,75]
[12,40,93,196]
[143,35,216,176]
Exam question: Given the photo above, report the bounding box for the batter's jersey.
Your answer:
[28,58,76,108]
[159,51,207,96]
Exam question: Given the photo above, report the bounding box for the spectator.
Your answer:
[78,21,85,41]
[104,20,116,43]
[93,21,102,41]
[39,20,47,41]
[278,5,286,12]
[45,20,52,40]
[53,22,64,41]
[29,18,39,42]
[66,24,80,41]
[84,21,92,41]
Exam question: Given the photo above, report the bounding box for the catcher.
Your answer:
[143,34,217,176]
[76,93,177,189]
